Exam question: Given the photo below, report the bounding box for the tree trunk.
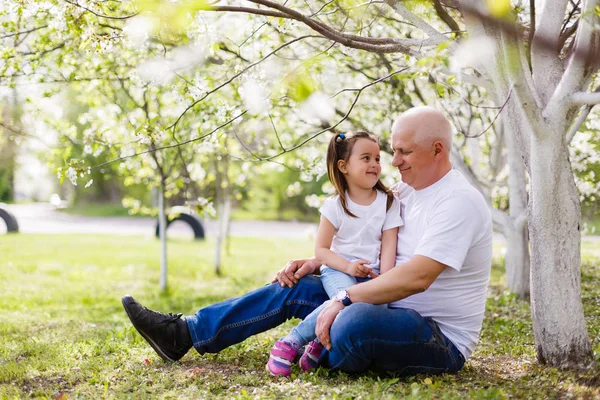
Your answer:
[158,182,168,291]
[528,127,592,367]
[503,102,530,298]
[503,220,529,297]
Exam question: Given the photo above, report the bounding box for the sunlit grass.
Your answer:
[1,235,599,398]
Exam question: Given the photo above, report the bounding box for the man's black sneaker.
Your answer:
[121,294,193,362]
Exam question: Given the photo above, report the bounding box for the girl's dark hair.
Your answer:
[326,130,393,218]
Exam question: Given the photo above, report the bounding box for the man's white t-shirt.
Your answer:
[390,169,493,359]
[319,190,403,274]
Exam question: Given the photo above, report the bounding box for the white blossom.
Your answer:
[305,194,322,209]
[65,167,78,186]
[450,36,497,76]
[299,92,335,123]
[124,15,154,47]
[239,80,270,115]
[286,182,302,197]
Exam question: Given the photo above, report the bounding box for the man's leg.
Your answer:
[123,275,328,362]
[321,303,465,375]
[186,275,328,354]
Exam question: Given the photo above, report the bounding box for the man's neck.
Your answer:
[416,164,452,191]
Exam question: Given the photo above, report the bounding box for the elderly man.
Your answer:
[122,106,493,375]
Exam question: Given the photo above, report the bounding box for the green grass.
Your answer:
[1,235,599,399]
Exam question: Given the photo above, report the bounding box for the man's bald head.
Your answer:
[391,106,453,149]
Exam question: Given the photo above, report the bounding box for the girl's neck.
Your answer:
[346,184,377,206]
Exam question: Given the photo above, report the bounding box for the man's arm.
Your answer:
[316,255,447,349]
[347,255,446,303]
[271,258,322,288]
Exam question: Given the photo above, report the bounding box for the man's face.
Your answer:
[390,127,436,190]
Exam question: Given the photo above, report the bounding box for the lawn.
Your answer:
[1,234,599,399]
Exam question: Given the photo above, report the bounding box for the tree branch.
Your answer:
[547,0,600,119]
[531,0,568,105]
[433,0,462,37]
[167,34,324,135]
[262,67,409,161]
[1,25,48,39]
[383,0,450,45]
[211,0,421,54]
[91,111,247,170]
[62,0,139,19]
[566,105,593,143]
[571,92,600,104]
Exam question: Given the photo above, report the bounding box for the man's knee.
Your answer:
[330,303,380,344]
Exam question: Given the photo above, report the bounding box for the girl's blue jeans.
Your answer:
[288,267,369,345]
[185,275,465,375]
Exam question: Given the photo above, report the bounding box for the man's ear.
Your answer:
[433,141,443,156]
[337,159,347,173]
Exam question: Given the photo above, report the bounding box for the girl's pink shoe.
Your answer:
[266,339,298,377]
[298,340,324,372]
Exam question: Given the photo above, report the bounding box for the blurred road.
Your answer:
[2,203,598,242]
[2,203,319,239]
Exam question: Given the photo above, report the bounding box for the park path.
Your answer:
[3,203,599,242]
[3,203,319,239]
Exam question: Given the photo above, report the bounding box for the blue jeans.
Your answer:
[289,267,369,344]
[186,275,465,375]
[321,303,465,375]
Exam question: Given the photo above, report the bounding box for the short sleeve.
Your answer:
[382,197,404,231]
[414,193,483,272]
[319,196,341,229]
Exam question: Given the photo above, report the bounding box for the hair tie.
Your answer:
[335,133,346,143]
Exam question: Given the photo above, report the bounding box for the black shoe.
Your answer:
[121,294,193,362]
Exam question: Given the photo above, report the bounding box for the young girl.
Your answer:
[267,131,403,377]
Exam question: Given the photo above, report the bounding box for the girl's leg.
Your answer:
[320,267,357,298]
[287,268,357,344]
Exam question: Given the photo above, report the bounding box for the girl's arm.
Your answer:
[315,216,350,272]
[315,216,372,276]
[379,227,399,274]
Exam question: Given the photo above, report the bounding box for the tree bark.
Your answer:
[528,126,592,367]
[158,182,168,292]
[502,99,530,298]
[503,219,529,297]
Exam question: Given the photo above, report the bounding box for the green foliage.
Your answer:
[0,167,12,202]
[1,234,599,398]
[486,0,512,18]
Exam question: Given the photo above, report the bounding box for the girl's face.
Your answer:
[338,138,382,190]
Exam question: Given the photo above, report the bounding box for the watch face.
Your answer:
[335,290,347,301]
[335,290,351,306]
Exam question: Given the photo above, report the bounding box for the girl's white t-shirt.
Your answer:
[319,190,403,274]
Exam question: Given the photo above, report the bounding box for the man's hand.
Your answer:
[346,260,377,278]
[316,299,344,350]
[271,258,321,288]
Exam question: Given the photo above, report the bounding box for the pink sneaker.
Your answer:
[266,339,298,377]
[298,340,324,372]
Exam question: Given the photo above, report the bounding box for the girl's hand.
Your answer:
[346,260,376,278]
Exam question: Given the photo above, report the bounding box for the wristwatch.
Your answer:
[334,289,353,307]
